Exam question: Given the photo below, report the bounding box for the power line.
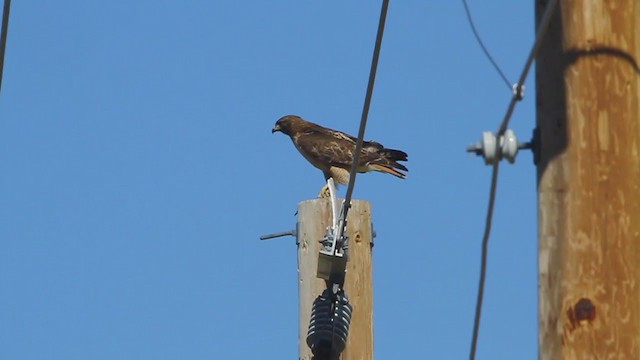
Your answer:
[327,1,389,355]
[337,0,389,238]
[461,0,512,91]
[469,163,499,359]
[0,0,11,93]
[468,1,559,359]
[496,0,558,137]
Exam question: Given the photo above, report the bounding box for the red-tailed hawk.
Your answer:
[272,115,408,196]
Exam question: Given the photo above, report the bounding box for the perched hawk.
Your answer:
[272,115,408,196]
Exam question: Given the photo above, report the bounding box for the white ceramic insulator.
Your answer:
[501,129,519,163]
[481,131,497,165]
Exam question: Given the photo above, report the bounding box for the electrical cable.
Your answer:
[0,0,11,93]
[325,0,390,357]
[496,0,558,136]
[462,0,512,91]
[468,1,559,359]
[338,0,389,239]
[469,163,499,359]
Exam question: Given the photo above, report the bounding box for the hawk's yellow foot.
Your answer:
[317,184,331,199]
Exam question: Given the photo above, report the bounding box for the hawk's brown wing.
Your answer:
[294,130,356,171]
[294,126,408,178]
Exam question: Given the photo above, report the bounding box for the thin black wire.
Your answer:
[0,0,11,93]
[337,0,389,238]
[462,0,512,91]
[468,0,559,359]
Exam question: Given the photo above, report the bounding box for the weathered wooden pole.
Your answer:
[297,199,374,360]
[536,1,640,358]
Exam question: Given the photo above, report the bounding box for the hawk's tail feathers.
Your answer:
[383,149,408,162]
[381,149,408,172]
[370,164,406,179]
[389,161,408,172]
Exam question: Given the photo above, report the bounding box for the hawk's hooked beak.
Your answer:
[272,124,281,134]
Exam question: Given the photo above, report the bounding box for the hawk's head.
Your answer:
[272,115,303,136]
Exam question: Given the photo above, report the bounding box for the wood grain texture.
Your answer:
[298,199,373,360]
[536,1,640,358]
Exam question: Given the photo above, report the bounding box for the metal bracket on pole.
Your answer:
[317,178,349,284]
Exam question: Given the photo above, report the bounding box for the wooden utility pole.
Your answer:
[297,199,374,360]
[536,1,640,358]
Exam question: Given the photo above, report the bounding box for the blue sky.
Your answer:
[1,1,539,359]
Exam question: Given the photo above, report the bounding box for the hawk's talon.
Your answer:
[318,184,331,199]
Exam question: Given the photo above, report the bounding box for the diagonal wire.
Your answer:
[496,0,558,137]
[468,0,559,359]
[327,2,390,356]
[0,0,11,93]
[337,0,389,238]
[462,0,512,91]
[469,163,499,359]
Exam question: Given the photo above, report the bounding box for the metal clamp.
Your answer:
[317,178,349,284]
